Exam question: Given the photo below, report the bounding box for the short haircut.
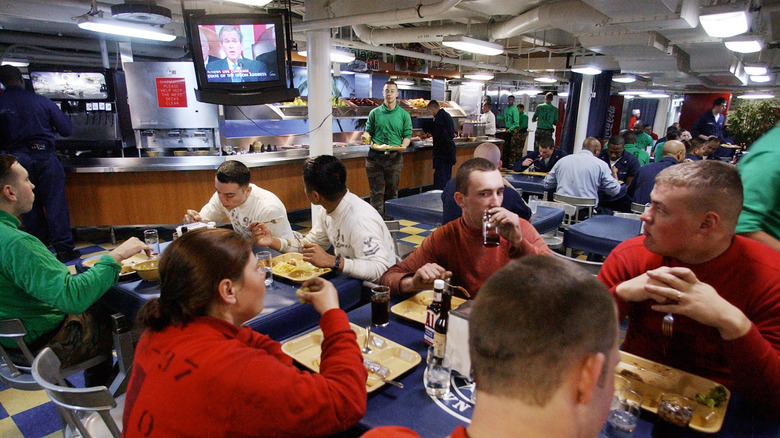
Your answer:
[655,160,743,226]
[539,142,554,150]
[507,95,514,100]
[218,25,243,43]
[384,80,397,89]
[690,137,705,149]
[0,65,23,87]
[714,97,727,107]
[545,92,553,101]
[666,130,679,141]
[609,134,626,147]
[621,131,636,145]
[0,154,19,186]
[582,137,601,153]
[666,125,679,136]
[470,256,617,405]
[427,100,440,109]
[216,160,251,187]
[517,103,525,110]
[473,143,501,167]
[455,157,496,195]
[302,155,347,202]
[137,228,252,331]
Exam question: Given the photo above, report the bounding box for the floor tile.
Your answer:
[0,417,24,438]
[399,226,425,235]
[398,219,418,227]
[13,402,62,438]
[0,389,51,416]
[0,400,8,420]
[400,235,426,246]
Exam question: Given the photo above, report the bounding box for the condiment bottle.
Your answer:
[424,279,445,346]
[433,288,451,361]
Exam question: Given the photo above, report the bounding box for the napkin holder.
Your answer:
[446,299,473,379]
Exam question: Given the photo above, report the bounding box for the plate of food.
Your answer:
[281,323,421,392]
[390,290,467,324]
[270,253,331,283]
[82,255,139,281]
[615,351,730,433]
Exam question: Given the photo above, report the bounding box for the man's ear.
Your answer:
[1,184,16,202]
[699,211,721,234]
[454,191,466,209]
[575,352,606,405]
[216,278,237,305]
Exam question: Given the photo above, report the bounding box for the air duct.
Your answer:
[295,0,462,32]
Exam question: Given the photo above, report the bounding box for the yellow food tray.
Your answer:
[522,171,548,177]
[82,254,146,280]
[616,351,730,433]
[270,253,330,283]
[390,290,467,324]
[281,323,421,392]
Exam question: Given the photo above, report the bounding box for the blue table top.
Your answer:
[304,303,780,438]
[564,215,642,257]
[504,173,547,195]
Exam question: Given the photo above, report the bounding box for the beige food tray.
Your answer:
[522,171,548,177]
[82,254,147,279]
[281,323,421,393]
[391,290,467,324]
[270,253,330,283]
[616,351,730,433]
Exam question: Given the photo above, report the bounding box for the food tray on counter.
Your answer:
[391,290,467,324]
[522,171,548,177]
[281,323,421,392]
[616,351,730,433]
[82,253,148,281]
[270,253,330,283]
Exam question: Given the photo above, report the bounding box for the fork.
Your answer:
[662,312,674,337]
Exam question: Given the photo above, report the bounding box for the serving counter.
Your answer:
[63,138,501,227]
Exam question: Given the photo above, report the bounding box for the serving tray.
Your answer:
[390,290,467,324]
[270,253,330,283]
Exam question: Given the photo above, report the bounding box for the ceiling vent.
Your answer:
[111,2,172,25]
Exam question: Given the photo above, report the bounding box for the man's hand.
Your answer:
[615,272,669,303]
[488,207,524,247]
[296,277,339,315]
[110,237,152,263]
[643,267,752,340]
[302,243,336,269]
[249,222,281,250]
[522,158,534,167]
[402,263,452,293]
[184,209,201,224]
[611,166,619,180]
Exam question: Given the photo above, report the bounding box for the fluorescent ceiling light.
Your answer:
[622,95,635,99]
[463,81,486,86]
[613,74,636,84]
[644,92,670,98]
[394,79,414,86]
[619,90,650,96]
[297,49,356,63]
[464,72,494,81]
[699,10,749,38]
[724,36,764,54]
[442,36,504,56]
[571,58,602,75]
[743,64,767,76]
[750,75,771,83]
[1,59,29,67]
[533,76,557,83]
[517,88,542,96]
[78,15,176,42]
[225,0,273,6]
[559,91,569,97]
[738,93,774,99]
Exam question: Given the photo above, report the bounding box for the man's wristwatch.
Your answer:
[334,255,342,271]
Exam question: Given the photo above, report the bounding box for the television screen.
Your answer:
[29,71,110,100]
[188,13,286,92]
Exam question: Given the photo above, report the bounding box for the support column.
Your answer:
[572,74,593,153]
[306,30,333,157]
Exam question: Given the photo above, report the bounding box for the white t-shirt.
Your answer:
[198,183,294,241]
[279,191,396,282]
[480,110,496,135]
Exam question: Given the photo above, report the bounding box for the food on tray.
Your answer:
[407,97,428,108]
[694,385,728,408]
[347,98,377,107]
[272,258,325,275]
[619,369,644,382]
[658,395,695,427]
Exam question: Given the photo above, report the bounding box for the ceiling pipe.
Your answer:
[352,23,479,46]
[295,0,462,32]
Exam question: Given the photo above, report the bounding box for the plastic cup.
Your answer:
[599,389,642,438]
[143,229,160,257]
[424,346,451,398]
[482,211,499,247]
[255,251,273,287]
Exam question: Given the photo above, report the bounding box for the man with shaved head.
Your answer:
[627,140,686,205]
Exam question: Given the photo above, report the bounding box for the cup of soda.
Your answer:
[370,285,391,327]
[482,210,500,247]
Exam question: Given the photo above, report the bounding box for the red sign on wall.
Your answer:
[156,78,188,108]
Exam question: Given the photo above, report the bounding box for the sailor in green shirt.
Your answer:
[365,80,413,218]
[623,131,650,165]
[498,96,521,169]
[736,124,780,252]
[0,154,150,384]
[634,123,655,153]
[532,92,558,149]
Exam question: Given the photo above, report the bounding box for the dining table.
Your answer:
[83,242,364,342]
[384,191,565,234]
[563,214,643,257]
[504,173,549,197]
[289,301,780,438]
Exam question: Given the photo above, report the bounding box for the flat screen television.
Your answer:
[28,70,113,101]
[186,12,297,104]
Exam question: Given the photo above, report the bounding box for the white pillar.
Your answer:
[306,29,333,157]
[572,75,594,153]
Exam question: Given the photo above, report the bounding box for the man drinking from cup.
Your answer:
[380,158,551,297]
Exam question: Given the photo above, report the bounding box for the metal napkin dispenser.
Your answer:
[446,299,473,378]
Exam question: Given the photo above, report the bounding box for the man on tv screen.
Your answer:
[205,25,268,83]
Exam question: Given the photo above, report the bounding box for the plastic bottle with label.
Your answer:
[424,279,445,346]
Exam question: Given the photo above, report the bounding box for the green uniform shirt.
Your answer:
[736,125,780,240]
[653,141,666,160]
[365,103,412,146]
[635,131,654,152]
[532,102,558,130]
[502,106,520,131]
[625,143,650,166]
[0,210,120,347]
[518,112,529,131]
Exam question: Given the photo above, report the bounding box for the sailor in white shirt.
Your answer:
[184,160,294,241]
[479,102,497,136]
[251,155,396,283]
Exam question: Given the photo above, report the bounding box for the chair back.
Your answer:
[631,202,648,214]
[32,348,122,438]
[552,251,603,275]
[552,193,597,223]
[613,212,642,220]
[385,220,414,261]
[0,319,39,390]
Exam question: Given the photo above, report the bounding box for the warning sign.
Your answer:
[156,78,188,108]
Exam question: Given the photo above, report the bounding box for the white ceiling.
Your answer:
[0,0,777,94]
